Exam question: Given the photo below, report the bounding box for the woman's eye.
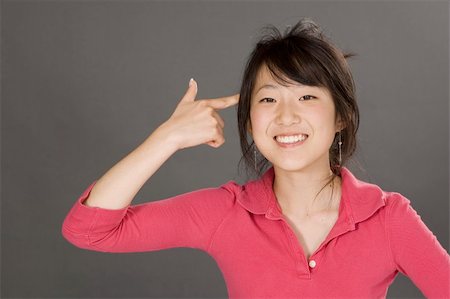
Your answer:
[260,98,275,103]
[300,95,316,101]
[259,95,315,103]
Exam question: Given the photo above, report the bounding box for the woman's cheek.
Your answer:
[310,105,335,126]
[250,110,270,134]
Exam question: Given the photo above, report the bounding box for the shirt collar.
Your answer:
[235,166,387,226]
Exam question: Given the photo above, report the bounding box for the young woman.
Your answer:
[62,18,449,298]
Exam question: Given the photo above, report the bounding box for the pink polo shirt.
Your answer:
[62,166,450,298]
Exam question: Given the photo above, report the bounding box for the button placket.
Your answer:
[279,219,312,274]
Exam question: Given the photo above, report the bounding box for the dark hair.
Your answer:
[236,18,360,198]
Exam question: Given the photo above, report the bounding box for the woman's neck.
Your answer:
[272,165,341,217]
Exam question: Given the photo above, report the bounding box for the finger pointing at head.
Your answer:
[205,93,240,110]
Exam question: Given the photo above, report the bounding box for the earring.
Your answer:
[254,146,257,171]
[338,131,343,166]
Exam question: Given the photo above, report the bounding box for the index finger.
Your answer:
[203,93,240,109]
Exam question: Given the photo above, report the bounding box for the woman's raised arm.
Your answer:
[61,78,240,253]
[81,78,239,210]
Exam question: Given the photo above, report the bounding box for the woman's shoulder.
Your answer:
[218,179,245,195]
[339,167,416,222]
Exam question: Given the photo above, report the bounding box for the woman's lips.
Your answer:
[273,134,308,148]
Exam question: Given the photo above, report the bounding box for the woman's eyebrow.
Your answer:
[255,83,309,95]
[255,84,278,94]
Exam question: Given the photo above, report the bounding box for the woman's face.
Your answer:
[248,65,342,173]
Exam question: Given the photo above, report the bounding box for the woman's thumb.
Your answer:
[180,78,198,103]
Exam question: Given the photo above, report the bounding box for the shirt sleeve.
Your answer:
[61,180,239,254]
[386,192,450,298]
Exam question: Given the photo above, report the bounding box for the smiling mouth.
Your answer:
[273,134,308,144]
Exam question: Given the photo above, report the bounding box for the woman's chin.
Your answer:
[272,160,310,172]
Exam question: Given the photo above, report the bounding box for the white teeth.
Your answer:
[275,134,307,143]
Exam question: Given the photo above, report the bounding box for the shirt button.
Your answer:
[309,260,316,268]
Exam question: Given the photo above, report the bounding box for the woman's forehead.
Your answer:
[254,64,322,91]
[253,67,331,98]
[254,64,280,85]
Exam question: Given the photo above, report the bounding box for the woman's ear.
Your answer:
[335,116,345,132]
[246,120,252,134]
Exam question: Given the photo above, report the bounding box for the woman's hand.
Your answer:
[160,78,240,150]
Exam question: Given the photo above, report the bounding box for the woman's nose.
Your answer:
[275,102,301,125]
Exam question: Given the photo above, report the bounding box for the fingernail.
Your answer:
[189,78,194,87]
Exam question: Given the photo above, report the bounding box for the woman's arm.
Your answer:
[82,123,178,210]
[386,193,450,298]
[61,179,238,253]
[81,79,238,210]
[61,79,240,252]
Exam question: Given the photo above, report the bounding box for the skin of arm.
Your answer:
[82,78,239,210]
[83,122,179,210]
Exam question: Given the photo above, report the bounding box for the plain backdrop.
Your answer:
[2,0,449,298]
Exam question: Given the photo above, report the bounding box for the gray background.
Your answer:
[2,0,449,298]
